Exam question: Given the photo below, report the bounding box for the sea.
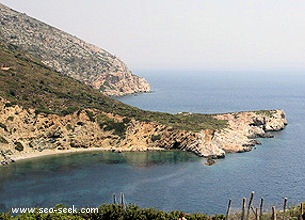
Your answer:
[0,70,305,214]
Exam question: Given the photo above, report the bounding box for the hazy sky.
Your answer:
[1,0,305,71]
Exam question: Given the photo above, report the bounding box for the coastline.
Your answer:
[5,147,166,164]
[0,108,287,166]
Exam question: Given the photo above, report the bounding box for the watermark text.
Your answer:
[11,205,98,214]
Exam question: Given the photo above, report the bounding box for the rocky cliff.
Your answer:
[0,3,150,96]
[0,96,287,165]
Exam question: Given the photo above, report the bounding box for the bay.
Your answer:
[1,71,305,214]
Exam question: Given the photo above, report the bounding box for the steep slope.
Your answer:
[0,3,150,96]
[0,40,287,166]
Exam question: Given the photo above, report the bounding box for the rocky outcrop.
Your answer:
[0,97,287,166]
[212,110,287,153]
[0,3,150,96]
[124,110,288,158]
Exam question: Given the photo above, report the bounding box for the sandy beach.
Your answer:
[7,147,165,164]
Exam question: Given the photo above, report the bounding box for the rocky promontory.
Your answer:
[0,3,150,96]
[0,95,287,165]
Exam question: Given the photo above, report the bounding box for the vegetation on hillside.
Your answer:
[0,41,227,134]
[0,204,224,220]
[1,202,304,220]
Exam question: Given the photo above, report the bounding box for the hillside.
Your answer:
[0,39,287,166]
[0,40,226,130]
[0,3,150,96]
[0,29,287,167]
[0,39,231,164]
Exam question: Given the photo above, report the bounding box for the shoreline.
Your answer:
[0,100,287,166]
[3,147,166,165]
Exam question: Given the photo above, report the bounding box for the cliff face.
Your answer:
[0,3,150,96]
[212,110,287,153]
[0,97,287,165]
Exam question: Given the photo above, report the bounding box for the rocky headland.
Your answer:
[0,3,150,96]
[0,95,287,165]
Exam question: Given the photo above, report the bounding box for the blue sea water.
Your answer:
[1,71,305,214]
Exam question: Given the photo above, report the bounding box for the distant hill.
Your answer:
[0,3,150,96]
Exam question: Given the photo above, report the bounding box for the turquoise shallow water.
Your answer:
[1,71,305,214]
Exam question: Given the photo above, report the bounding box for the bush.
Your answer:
[14,142,24,151]
[6,116,14,121]
[4,102,17,108]
[0,136,9,144]
[8,89,16,97]
[97,114,127,137]
[85,110,95,122]
[0,123,8,132]
[151,134,161,142]
[122,117,131,124]
[61,106,79,116]
[66,124,73,131]
[104,121,126,137]
[0,213,13,220]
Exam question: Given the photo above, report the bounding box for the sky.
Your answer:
[1,0,305,71]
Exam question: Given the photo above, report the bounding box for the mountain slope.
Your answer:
[0,39,287,166]
[0,41,226,131]
[0,19,287,166]
[0,3,150,96]
[0,40,233,164]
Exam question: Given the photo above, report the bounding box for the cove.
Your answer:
[1,71,305,215]
[0,151,206,213]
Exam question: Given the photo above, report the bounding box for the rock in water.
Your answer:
[205,157,216,166]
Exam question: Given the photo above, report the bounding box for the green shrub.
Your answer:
[4,102,17,108]
[66,124,73,131]
[0,212,13,220]
[151,134,161,142]
[0,136,9,144]
[62,106,79,116]
[85,110,95,122]
[6,116,14,121]
[8,89,16,97]
[254,110,276,118]
[97,114,127,137]
[0,122,8,132]
[14,142,24,151]
[104,121,126,137]
[122,117,131,124]
[5,203,305,220]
